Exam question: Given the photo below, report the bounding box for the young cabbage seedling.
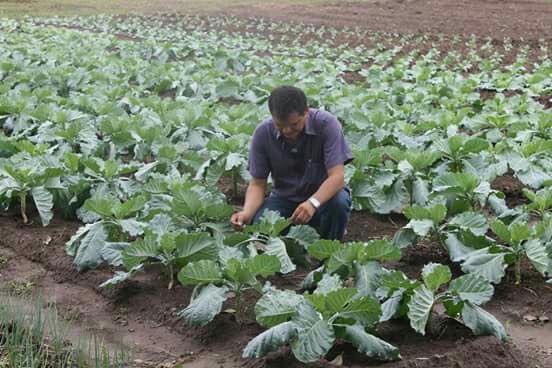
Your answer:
[177,254,281,325]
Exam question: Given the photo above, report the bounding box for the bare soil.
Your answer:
[0,209,550,367]
[222,0,552,41]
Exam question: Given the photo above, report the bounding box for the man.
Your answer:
[230,86,353,240]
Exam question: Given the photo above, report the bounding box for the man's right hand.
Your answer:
[231,211,252,231]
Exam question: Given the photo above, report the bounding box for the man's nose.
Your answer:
[282,126,292,135]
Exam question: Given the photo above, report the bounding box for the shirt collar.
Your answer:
[275,109,316,140]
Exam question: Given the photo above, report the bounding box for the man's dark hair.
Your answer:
[268,86,308,120]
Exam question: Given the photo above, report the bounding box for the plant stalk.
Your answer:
[168,263,174,290]
[20,192,28,224]
[515,259,522,285]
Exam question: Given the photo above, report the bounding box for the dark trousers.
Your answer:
[253,188,352,241]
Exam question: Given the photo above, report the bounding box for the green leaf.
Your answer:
[491,220,511,243]
[31,186,53,226]
[354,262,385,298]
[178,284,228,327]
[215,79,240,98]
[286,225,320,247]
[100,264,144,288]
[406,219,434,237]
[84,196,115,219]
[178,260,223,286]
[463,137,490,154]
[113,195,146,219]
[444,232,476,262]
[407,285,434,335]
[72,222,108,272]
[449,273,494,305]
[122,236,157,267]
[226,259,255,284]
[404,205,430,220]
[510,223,530,244]
[421,263,452,292]
[290,303,335,363]
[429,204,447,224]
[246,210,291,237]
[307,240,341,260]
[225,152,245,171]
[341,297,382,328]
[461,302,506,341]
[361,240,401,262]
[380,289,404,322]
[323,288,357,315]
[255,290,303,328]
[66,223,94,257]
[461,248,507,284]
[247,254,281,278]
[345,324,400,361]
[242,321,298,358]
[175,232,218,263]
[100,242,128,267]
[326,243,362,272]
[265,237,295,274]
[392,228,418,248]
[117,218,145,237]
[433,172,479,194]
[314,274,343,295]
[525,239,550,275]
[171,187,203,218]
[412,178,430,205]
[448,212,489,236]
[301,266,324,289]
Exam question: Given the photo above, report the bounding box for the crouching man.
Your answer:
[231,86,353,240]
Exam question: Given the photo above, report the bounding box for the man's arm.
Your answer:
[231,178,267,229]
[290,164,345,225]
[310,164,345,205]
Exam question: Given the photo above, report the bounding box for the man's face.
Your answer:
[273,110,308,141]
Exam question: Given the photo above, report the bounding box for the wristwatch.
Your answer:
[308,196,321,210]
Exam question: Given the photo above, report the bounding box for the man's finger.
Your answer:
[290,208,299,222]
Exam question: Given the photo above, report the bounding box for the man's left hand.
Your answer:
[290,201,316,225]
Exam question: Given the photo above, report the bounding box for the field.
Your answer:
[0,1,552,367]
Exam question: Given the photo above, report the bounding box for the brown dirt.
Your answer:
[222,0,552,41]
[491,174,529,207]
[1,210,550,367]
[344,211,407,242]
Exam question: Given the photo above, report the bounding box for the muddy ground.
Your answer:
[0,200,550,368]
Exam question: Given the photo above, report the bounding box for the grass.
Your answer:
[0,293,128,367]
[0,0,359,18]
[6,280,35,296]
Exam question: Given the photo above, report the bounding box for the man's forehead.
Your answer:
[273,112,305,125]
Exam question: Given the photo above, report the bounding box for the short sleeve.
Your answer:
[247,125,271,179]
[322,115,353,170]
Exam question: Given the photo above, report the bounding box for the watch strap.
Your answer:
[308,196,321,210]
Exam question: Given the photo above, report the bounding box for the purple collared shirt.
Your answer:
[248,108,353,202]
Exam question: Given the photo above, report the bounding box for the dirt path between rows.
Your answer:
[0,212,550,367]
